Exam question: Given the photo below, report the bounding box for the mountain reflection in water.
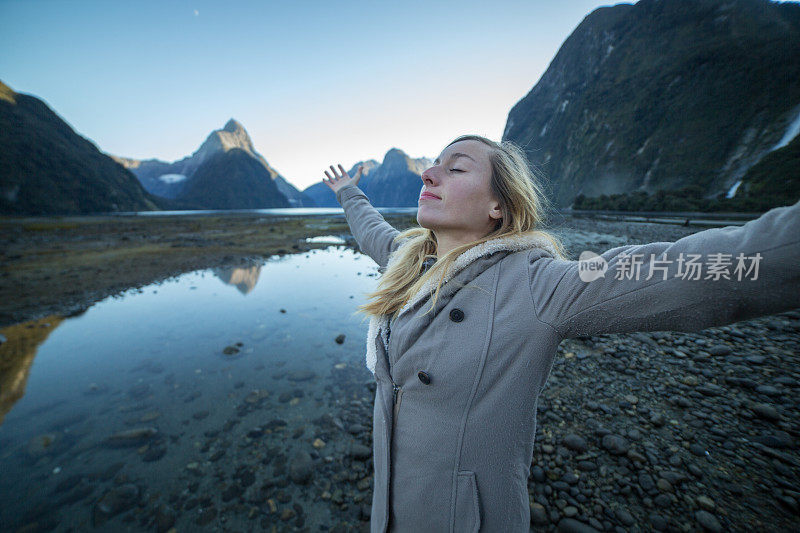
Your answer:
[0,246,380,531]
[212,265,263,294]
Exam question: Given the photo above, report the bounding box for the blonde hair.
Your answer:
[357,134,567,321]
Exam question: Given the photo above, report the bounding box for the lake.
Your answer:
[0,244,386,531]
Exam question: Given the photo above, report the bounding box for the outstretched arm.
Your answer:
[323,164,403,270]
[527,199,800,339]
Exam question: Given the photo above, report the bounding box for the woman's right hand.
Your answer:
[323,163,363,194]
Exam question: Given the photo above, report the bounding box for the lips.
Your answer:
[419,192,441,200]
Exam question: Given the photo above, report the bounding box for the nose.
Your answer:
[421,165,438,185]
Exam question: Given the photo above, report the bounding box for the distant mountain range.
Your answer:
[302,150,431,207]
[503,0,799,209]
[0,78,432,214]
[2,0,797,215]
[112,119,303,209]
[115,119,432,210]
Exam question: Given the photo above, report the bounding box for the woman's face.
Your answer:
[417,140,502,238]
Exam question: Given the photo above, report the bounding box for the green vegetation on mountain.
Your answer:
[574,134,800,211]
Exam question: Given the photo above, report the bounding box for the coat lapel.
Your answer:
[366,313,391,375]
[364,233,559,375]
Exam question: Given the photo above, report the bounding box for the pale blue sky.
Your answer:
[2,0,626,190]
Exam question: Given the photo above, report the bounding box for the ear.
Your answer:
[488,201,502,221]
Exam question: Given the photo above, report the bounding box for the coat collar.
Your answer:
[364,232,559,375]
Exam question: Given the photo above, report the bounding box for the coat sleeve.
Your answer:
[335,183,403,270]
[527,199,800,339]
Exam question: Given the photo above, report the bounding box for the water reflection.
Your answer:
[119,207,418,217]
[304,235,347,245]
[0,317,64,425]
[212,265,263,294]
[0,246,381,531]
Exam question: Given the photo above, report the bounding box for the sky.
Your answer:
[1,0,627,191]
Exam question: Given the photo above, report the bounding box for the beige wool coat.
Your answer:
[335,182,800,533]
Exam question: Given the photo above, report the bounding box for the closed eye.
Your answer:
[450,168,464,172]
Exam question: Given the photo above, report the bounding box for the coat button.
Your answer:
[449,308,465,322]
[417,371,431,385]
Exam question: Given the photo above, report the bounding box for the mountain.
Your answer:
[731,132,800,210]
[113,119,310,209]
[302,149,431,207]
[303,159,379,207]
[0,80,160,215]
[359,148,432,206]
[179,148,288,209]
[503,0,800,209]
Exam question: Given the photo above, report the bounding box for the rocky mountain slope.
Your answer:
[503,0,800,209]
[113,119,308,209]
[0,80,160,215]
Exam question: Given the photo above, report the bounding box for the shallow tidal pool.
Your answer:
[0,245,383,532]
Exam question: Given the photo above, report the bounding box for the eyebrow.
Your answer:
[433,152,476,165]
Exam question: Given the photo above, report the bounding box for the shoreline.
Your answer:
[0,212,739,329]
[0,212,420,328]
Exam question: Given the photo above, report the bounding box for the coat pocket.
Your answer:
[453,470,481,533]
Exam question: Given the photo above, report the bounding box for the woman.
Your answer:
[322,134,800,532]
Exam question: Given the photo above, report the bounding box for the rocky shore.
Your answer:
[532,309,800,532]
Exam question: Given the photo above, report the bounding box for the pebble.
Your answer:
[556,517,601,532]
[105,428,157,448]
[696,495,715,510]
[563,434,588,452]
[93,484,139,526]
[349,443,372,460]
[531,502,548,524]
[656,478,673,492]
[751,403,780,420]
[708,345,731,356]
[695,510,722,532]
[615,508,635,526]
[601,434,630,455]
[289,450,313,485]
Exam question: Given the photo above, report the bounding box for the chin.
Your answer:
[416,215,436,230]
